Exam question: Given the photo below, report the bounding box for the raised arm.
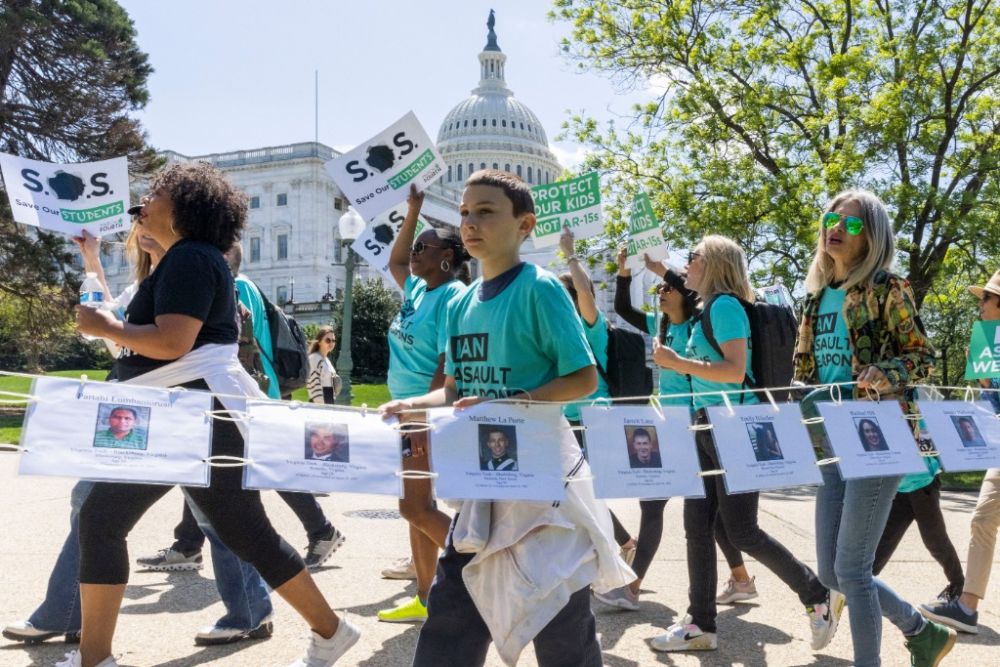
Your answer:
[73,231,112,296]
[559,227,598,326]
[614,246,650,332]
[387,185,425,290]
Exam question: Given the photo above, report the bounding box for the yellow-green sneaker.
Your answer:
[377,596,427,623]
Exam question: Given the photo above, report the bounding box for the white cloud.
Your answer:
[646,72,672,97]
[550,142,590,171]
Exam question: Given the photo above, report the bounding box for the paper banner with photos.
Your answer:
[580,405,704,499]
[351,203,429,289]
[427,403,566,501]
[815,400,926,479]
[325,111,446,221]
[625,192,668,271]
[530,172,603,248]
[964,320,1000,381]
[0,153,131,237]
[18,377,212,486]
[918,400,1000,471]
[705,404,823,493]
[243,401,402,496]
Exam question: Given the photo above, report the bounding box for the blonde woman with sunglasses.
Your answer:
[795,190,953,666]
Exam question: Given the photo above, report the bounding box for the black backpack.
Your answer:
[701,294,798,402]
[254,283,310,396]
[596,324,653,404]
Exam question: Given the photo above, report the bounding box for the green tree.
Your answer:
[553,0,1000,304]
[0,0,157,368]
[331,279,401,382]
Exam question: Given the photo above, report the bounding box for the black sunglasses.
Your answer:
[687,251,702,264]
[411,241,444,255]
[657,283,675,294]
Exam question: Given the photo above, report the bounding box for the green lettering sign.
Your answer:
[964,320,1000,380]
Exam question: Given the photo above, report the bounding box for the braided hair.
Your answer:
[434,225,472,285]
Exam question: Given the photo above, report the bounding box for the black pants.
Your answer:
[173,489,333,552]
[873,476,965,597]
[412,525,602,667]
[79,393,302,588]
[684,425,827,631]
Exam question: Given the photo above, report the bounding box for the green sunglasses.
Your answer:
[822,211,864,235]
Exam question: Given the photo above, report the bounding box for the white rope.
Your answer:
[204,455,252,468]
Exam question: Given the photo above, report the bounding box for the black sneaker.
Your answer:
[194,614,274,646]
[303,526,346,570]
[135,547,203,572]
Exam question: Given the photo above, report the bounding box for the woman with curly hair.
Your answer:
[795,189,953,666]
[72,162,357,667]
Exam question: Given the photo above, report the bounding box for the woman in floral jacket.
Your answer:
[794,189,954,667]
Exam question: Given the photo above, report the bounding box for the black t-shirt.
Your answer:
[116,239,238,381]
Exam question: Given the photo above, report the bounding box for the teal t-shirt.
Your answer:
[898,455,941,494]
[647,312,693,406]
[445,263,595,399]
[388,276,465,400]
[687,295,758,410]
[564,310,611,421]
[815,287,853,386]
[236,275,280,399]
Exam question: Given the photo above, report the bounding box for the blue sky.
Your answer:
[119,0,658,169]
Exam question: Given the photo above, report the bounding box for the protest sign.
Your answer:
[816,400,926,479]
[244,401,402,496]
[965,320,1000,380]
[918,400,1000,471]
[351,203,428,288]
[580,405,703,499]
[625,192,668,271]
[325,112,446,221]
[428,403,566,501]
[0,153,130,237]
[530,172,602,247]
[19,377,212,486]
[705,404,823,493]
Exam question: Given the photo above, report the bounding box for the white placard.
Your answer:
[325,111,446,221]
[243,401,402,496]
[918,400,1000,471]
[351,203,429,289]
[427,403,565,501]
[0,153,130,237]
[625,192,669,271]
[705,404,823,493]
[18,376,211,485]
[816,400,926,479]
[580,405,704,499]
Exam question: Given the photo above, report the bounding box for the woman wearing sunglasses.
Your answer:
[795,190,953,666]
[308,327,342,405]
[648,235,836,654]
[376,185,470,624]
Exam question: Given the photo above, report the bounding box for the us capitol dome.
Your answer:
[437,11,562,188]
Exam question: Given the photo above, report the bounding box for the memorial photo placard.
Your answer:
[918,400,1000,471]
[244,401,402,496]
[705,404,823,493]
[19,376,212,486]
[580,405,703,499]
[427,403,565,501]
[815,400,926,479]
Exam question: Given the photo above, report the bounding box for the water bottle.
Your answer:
[79,272,105,341]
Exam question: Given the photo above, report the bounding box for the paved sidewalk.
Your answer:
[0,454,995,666]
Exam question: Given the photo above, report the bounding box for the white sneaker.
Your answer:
[807,589,846,651]
[194,613,274,646]
[287,617,361,667]
[3,620,61,643]
[380,556,417,580]
[54,651,119,667]
[649,615,717,652]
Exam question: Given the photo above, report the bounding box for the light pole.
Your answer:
[288,277,295,304]
[335,207,365,405]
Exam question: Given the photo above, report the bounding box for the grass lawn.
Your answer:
[0,370,389,446]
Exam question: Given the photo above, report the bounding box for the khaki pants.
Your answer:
[966,467,1000,598]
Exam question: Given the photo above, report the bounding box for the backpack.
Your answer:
[701,294,798,402]
[254,283,310,396]
[236,302,271,394]
[595,324,653,404]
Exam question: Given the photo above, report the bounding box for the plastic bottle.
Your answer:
[79,272,105,341]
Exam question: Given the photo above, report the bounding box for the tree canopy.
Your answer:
[553,0,1000,304]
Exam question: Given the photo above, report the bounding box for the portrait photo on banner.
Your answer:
[479,424,518,472]
[303,422,350,463]
[747,421,784,462]
[625,425,662,469]
[855,416,890,452]
[92,403,150,452]
[951,415,987,448]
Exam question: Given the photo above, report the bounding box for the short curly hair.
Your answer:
[149,162,246,251]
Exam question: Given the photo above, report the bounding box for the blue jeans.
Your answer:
[28,481,271,633]
[815,465,924,667]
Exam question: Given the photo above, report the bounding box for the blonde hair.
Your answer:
[804,189,895,295]
[125,227,152,282]
[695,235,755,302]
